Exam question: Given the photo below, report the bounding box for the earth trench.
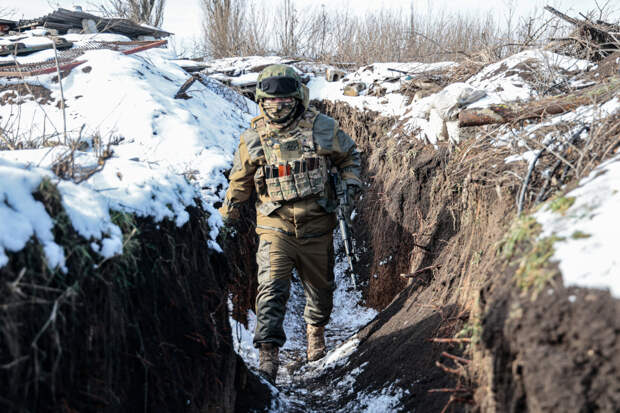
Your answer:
[228,100,620,412]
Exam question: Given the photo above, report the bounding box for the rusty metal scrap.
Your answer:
[0,40,168,78]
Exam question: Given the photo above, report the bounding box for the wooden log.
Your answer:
[458,108,506,126]
[544,6,580,26]
[459,79,620,127]
[174,74,199,99]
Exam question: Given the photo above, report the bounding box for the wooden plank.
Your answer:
[122,40,167,55]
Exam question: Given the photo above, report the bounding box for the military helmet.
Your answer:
[256,64,309,109]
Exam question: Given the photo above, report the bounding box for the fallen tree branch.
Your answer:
[459,79,619,127]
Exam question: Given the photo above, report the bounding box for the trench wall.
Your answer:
[0,180,269,413]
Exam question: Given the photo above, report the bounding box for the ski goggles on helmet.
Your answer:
[257,76,300,95]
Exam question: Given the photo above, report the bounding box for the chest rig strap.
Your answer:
[251,110,328,203]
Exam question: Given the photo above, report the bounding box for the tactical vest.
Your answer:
[251,110,329,203]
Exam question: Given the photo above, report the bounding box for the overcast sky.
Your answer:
[2,0,618,55]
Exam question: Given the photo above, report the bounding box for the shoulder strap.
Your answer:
[312,113,338,151]
[240,128,264,162]
[251,114,271,139]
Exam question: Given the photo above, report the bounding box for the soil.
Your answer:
[311,100,520,411]
[220,92,620,412]
[478,264,620,412]
[351,295,468,412]
[0,184,269,413]
[310,99,620,412]
[0,83,53,106]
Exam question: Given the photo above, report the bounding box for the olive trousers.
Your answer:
[253,231,335,348]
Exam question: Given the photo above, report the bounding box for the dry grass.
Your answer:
[196,1,618,65]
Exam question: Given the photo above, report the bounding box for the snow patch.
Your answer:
[536,155,620,298]
[338,382,410,413]
[0,161,65,270]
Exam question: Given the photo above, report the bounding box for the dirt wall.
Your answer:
[317,99,620,412]
[0,180,269,412]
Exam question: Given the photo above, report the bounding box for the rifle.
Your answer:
[329,171,357,288]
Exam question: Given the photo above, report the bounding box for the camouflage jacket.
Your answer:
[218,108,362,238]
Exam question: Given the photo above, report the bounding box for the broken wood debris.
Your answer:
[545,6,620,61]
[0,18,17,34]
[458,78,620,127]
[0,37,73,57]
[0,60,87,78]
[175,74,202,99]
[13,8,172,40]
[174,73,251,113]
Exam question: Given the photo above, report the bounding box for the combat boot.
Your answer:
[258,343,279,384]
[307,324,326,362]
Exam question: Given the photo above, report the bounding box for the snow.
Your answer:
[231,234,379,411]
[57,180,122,258]
[0,160,65,270]
[0,36,52,48]
[338,383,410,413]
[0,34,255,268]
[2,39,619,408]
[536,154,620,298]
[467,49,595,104]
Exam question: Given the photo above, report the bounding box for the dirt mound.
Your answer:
[0,83,53,106]
[0,180,269,412]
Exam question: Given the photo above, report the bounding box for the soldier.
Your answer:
[218,64,362,384]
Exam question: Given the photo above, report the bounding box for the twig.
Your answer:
[440,398,455,413]
[400,264,441,278]
[428,388,470,393]
[517,138,553,216]
[436,360,461,375]
[9,56,60,140]
[7,267,27,296]
[441,351,471,364]
[52,37,68,145]
[31,285,75,349]
[0,355,29,370]
[535,125,589,203]
[429,337,471,343]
